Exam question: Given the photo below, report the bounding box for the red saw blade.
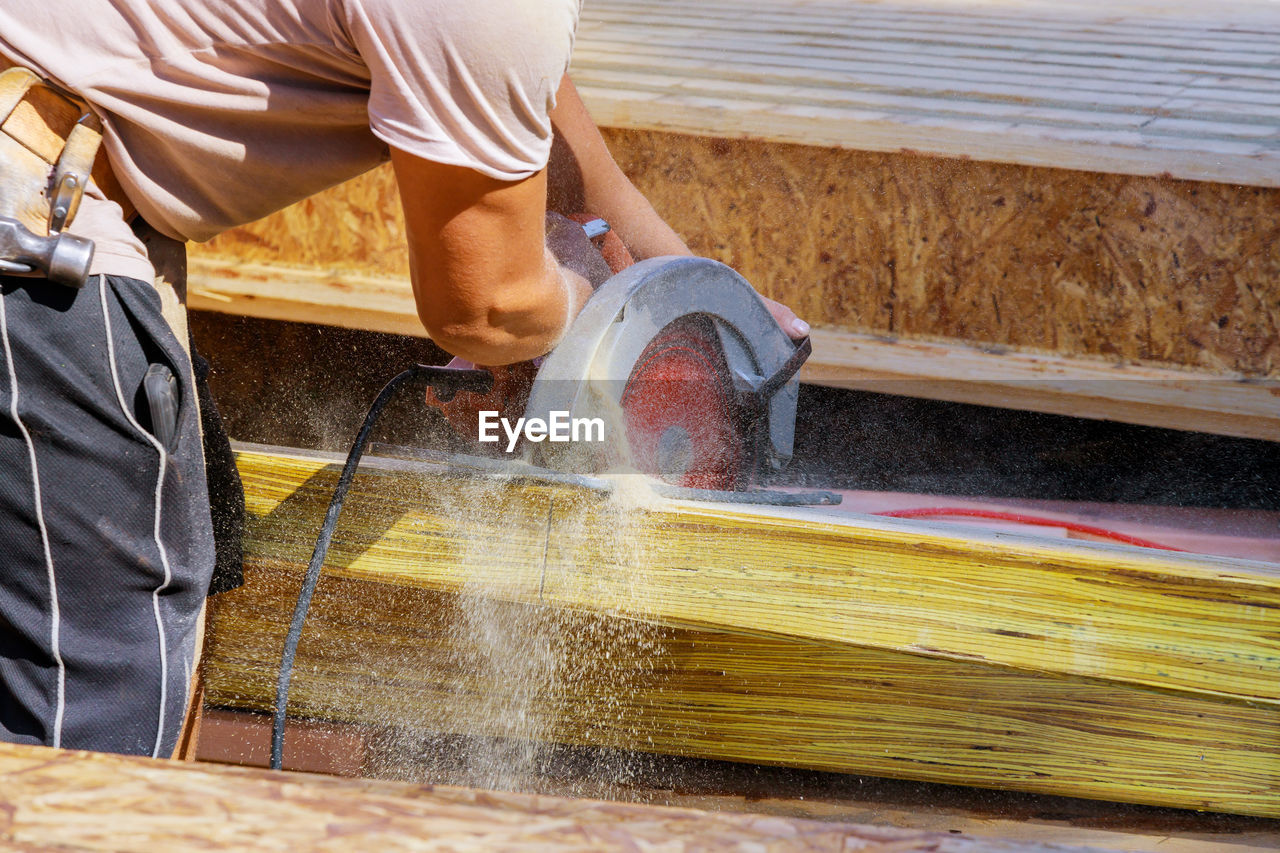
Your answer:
[619,316,747,490]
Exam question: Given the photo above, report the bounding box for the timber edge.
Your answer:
[187,256,1280,443]
[0,741,1103,852]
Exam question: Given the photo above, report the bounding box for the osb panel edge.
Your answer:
[190,132,1280,376]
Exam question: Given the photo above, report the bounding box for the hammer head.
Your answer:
[0,217,94,288]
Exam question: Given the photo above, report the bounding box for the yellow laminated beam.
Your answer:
[232,445,1280,704]
[208,444,1280,816]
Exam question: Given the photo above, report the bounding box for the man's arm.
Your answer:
[547,77,809,339]
[390,148,594,365]
[546,76,690,261]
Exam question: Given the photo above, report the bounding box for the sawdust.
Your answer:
[363,396,675,794]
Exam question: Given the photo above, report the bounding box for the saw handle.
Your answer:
[417,364,494,402]
[754,335,811,403]
[425,358,538,444]
[732,334,811,410]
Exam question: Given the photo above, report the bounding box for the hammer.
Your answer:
[0,217,94,288]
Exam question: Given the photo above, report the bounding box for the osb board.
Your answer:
[204,563,1280,818]
[601,131,1280,377]
[192,716,1280,853]
[189,133,1280,377]
[0,744,1071,853]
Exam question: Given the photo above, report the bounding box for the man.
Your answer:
[0,0,807,758]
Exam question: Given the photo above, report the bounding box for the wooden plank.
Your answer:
[585,1,1280,56]
[188,257,427,338]
[801,330,1280,443]
[186,258,1280,442]
[192,719,1280,853]
[572,81,1280,188]
[201,444,1280,816]
[0,743,1059,852]
[568,0,1280,186]
[579,10,1280,67]
[572,35,1267,106]
[207,566,1280,819]
[570,63,1165,130]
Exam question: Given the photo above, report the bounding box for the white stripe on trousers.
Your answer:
[98,276,175,759]
[0,286,67,748]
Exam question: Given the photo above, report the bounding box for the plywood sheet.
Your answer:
[0,742,1065,852]
[570,0,1280,187]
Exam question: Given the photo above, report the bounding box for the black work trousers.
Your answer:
[0,273,215,757]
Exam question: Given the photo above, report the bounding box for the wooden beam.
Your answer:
[187,258,1280,441]
[230,446,1280,706]
[0,743,1057,852]
[208,564,1280,818]
[204,445,1280,817]
[187,257,427,338]
[802,330,1280,443]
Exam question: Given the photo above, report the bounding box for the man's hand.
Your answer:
[762,296,810,340]
[544,211,613,287]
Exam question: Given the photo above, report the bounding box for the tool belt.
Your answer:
[0,65,112,288]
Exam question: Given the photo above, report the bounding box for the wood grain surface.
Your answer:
[185,248,1280,443]
[190,139,1280,380]
[571,0,1280,187]
[0,742,1075,852]
[227,446,1280,704]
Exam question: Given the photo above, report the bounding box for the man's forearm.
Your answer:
[548,77,693,261]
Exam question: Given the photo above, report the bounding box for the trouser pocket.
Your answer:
[0,273,216,757]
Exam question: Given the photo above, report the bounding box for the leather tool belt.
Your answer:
[0,66,105,287]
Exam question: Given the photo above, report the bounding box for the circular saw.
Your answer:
[524,256,810,491]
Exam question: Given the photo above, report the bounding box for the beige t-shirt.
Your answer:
[0,0,580,281]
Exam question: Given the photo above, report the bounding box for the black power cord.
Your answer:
[271,364,492,771]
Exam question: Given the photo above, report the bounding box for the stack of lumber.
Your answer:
[186,0,1280,441]
[0,742,1086,851]
[203,445,1280,819]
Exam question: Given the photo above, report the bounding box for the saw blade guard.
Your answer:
[524,256,807,486]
